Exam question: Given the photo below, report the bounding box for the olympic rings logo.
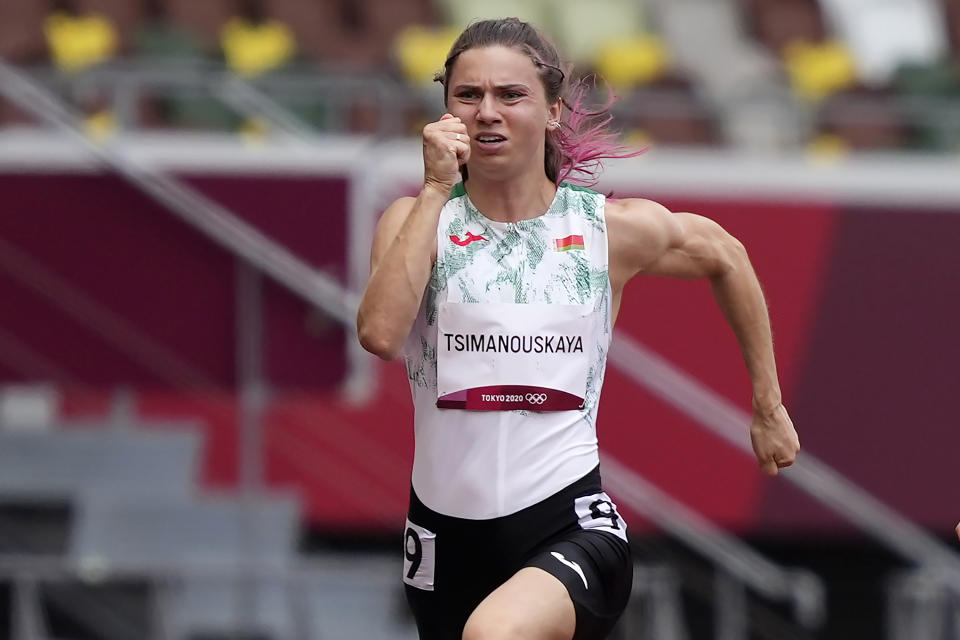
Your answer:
[525,393,547,405]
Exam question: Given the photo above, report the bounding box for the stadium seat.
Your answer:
[782,39,857,101]
[292,0,436,68]
[651,0,796,148]
[653,0,782,103]
[615,77,722,147]
[818,0,948,86]
[162,0,233,52]
[220,13,296,77]
[549,0,647,68]
[70,492,299,568]
[436,0,550,33]
[70,493,302,639]
[393,25,459,85]
[0,0,47,63]
[813,87,908,151]
[747,0,826,54]
[894,60,960,151]
[134,0,204,60]
[43,7,118,72]
[0,428,200,499]
[593,34,669,89]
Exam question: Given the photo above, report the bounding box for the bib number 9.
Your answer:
[404,527,422,579]
[402,519,436,591]
[574,493,628,542]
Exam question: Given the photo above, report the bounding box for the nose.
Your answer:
[476,92,500,124]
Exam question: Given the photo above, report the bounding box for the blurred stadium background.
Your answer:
[0,0,958,638]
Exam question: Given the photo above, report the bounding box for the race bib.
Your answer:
[402,520,436,591]
[575,493,628,542]
[436,302,594,411]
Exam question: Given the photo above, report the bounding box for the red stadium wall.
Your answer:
[0,172,348,388]
[1,171,956,538]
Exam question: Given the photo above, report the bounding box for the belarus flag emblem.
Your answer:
[555,234,585,252]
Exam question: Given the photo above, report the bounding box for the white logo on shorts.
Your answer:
[551,551,588,590]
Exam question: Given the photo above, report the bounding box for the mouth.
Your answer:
[473,134,507,151]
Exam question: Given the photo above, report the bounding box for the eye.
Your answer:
[502,91,524,101]
[455,89,479,100]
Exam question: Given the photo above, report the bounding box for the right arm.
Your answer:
[356,187,447,360]
[356,115,469,360]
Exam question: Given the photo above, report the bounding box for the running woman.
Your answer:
[357,18,800,640]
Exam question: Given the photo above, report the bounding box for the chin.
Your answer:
[470,150,529,173]
[467,161,519,182]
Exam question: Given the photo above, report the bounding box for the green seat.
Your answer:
[437,0,551,34]
[894,60,960,152]
[549,0,646,67]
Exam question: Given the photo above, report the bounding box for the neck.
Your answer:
[464,163,558,223]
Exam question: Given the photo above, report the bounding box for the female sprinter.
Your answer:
[357,17,801,640]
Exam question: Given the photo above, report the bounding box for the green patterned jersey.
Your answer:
[403,182,613,518]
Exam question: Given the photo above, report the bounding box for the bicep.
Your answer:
[369,197,416,273]
[642,212,740,280]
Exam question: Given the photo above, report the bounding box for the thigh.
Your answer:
[406,583,480,640]
[462,566,576,640]
[402,516,506,639]
[525,531,634,640]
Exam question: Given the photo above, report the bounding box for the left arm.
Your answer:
[608,199,800,476]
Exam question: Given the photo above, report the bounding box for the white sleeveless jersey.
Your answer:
[403,182,612,519]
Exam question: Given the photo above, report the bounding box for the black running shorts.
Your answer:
[403,465,633,639]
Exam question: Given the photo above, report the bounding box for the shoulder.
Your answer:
[606,197,677,229]
[369,196,419,270]
[373,195,420,244]
[608,199,746,282]
[378,195,418,228]
[606,197,682,262]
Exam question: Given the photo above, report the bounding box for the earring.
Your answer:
[549,120,561,129]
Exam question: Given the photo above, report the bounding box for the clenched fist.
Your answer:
[423,114,470,194]
[750,403,800,476]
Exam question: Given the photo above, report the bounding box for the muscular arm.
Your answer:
[357,114,469,360]
[608,199,800,475]
[356,187,448,360]
[652,212,781,414]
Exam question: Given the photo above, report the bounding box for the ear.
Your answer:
[546,99,562,130]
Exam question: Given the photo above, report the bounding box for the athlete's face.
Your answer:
[446,46,561,179]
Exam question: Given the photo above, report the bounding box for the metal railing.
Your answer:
[19,61,433,137]
[8,63,960,153]
[603,455,825,636]
[888,569,960,640]
[608,334,960,584]
[0,553,317,640]
[0,60,358,329]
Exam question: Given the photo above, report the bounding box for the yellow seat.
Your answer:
[783,39,857,102]
[220,17,296,77]
[394,25,460,86]
[548,0,645,66]
[806,133,850,160]
[83,108,115,142]
[44,11,117,72]
[595,35,668,89]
